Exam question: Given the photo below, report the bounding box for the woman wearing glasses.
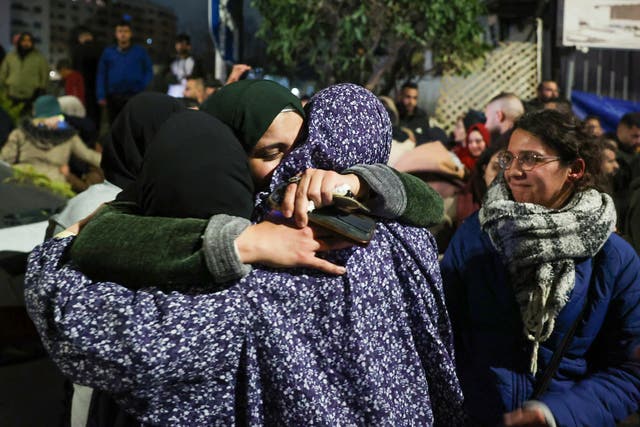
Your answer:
[441,109,640,426]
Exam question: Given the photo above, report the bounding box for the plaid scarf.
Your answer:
[479,176,616,373]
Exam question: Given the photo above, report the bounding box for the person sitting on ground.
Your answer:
[0,95,100,188]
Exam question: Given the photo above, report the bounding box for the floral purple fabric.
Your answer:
[25,84,464,426]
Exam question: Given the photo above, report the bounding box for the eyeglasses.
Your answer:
[498,151,562,171]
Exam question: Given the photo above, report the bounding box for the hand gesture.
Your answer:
[225,64,252,85]
[235,220,352,275]
[503,408,548,427]
[280,168,368,227]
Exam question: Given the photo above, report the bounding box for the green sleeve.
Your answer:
[394,170,444,227]
[70,202,213,290]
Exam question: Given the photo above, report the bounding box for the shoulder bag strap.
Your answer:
[530,250,603,400]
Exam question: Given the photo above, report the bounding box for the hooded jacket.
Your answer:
[0,49,49,100]
[1,120,101,183]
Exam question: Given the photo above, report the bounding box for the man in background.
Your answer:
[183,75,222,105]
[0,32,49,111]
[526,80,561,111]
[96,21,153,123]
[484,92,524,142]
[396,81,430,143]
[612,112,640,231]
[166,33,203,98]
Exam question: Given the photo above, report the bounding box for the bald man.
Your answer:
[484,92,525,137]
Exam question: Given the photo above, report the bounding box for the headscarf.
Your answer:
[135,111,254,220]
[454,122,491,171]
[241,84,464,424]
[25,84,464,426]
[101,92,186,193]
[255,83,392,216]
[200,80,304,152]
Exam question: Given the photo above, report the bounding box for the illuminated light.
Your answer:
[146,38,153,45]
[291,87,300,97]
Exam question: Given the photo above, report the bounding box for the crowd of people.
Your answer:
[1,19,640,427]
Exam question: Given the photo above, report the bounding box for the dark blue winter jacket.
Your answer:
[96,45,153,102]
[441,212,640,426]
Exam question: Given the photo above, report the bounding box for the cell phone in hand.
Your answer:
[267,177,376,245]
[308,207,376,246]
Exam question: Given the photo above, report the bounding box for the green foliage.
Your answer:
[0,89,24,125]
[253,0,489,92]
[7,164,76,199]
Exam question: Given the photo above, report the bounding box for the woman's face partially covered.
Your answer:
[248,112,304,189]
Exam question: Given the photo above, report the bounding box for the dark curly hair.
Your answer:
[513,109,604,192]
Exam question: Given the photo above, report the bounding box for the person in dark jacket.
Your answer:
[441,109,640,426]
[396,81,430,143]
[96,21,153,124]
[612,112,640,231]
[71,27,102,126]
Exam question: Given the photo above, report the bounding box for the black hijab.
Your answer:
[101,92,186,195]
[200,80,304,152]
[135,111,254,220]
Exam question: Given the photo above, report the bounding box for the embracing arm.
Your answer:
[344,164,443,227]
[69,164,442,289]
[71,202,217,288]
[70,202,346,289]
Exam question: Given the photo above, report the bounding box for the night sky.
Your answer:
[146,0,212,55]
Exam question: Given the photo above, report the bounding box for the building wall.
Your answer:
[0,0,10,50]
[9,0,50,59]
[8,0,176,65]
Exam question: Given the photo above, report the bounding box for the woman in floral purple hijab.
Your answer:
[25,84,464,426]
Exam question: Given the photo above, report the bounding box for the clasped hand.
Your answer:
[238,168,369,274]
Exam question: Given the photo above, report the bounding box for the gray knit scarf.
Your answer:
[479,175,616,373]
